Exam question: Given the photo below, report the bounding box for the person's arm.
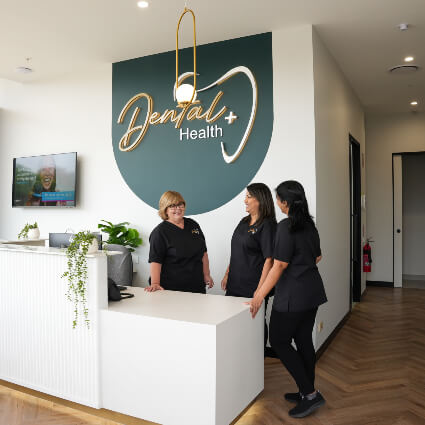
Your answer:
[202,252,214,288]
[221,265,230,290]
[254,220,276,296]
[316,255,322,264]
[247,260,289,318]
[254,257,273,295]
[145,262,164,292]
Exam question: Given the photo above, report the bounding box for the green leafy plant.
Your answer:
[97,220,142,252]
[18,222,38,239]
[61,231,97,329]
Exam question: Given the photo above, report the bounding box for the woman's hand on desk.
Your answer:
[144,284,164,292]
[204,275,214,289]
[246,293,264,319]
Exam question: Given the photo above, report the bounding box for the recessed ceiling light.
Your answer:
[16,58,33,74]
[404,56,414,62]
[397,23,409,31]
[15,66,33,74]
[410,101,418,106]
[137,1,149,8]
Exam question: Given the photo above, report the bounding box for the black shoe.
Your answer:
[284,392,302,403]
[288,391,325,418]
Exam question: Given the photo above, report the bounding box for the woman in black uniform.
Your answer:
[248,181,327,418]
[221,183,276,346]
[146,191,214,293]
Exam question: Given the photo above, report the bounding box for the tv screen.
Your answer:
[12,152,77,207]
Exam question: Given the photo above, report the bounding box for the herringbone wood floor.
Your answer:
[1,287,424,425]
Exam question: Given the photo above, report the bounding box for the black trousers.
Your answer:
[269,307,318,395]
[226,289,270,348]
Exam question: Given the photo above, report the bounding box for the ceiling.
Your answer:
[1,0,424,114]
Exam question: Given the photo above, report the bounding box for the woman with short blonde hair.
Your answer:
[157,191,186,221]
[146,190,214,293]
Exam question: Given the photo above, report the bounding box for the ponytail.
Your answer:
[275,181,314,232]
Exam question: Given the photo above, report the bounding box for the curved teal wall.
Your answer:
[112,32,273,214]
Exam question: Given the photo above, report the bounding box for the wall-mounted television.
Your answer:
[12,152,77,207]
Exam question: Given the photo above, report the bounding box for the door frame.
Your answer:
[349,134,362,303]
[392,151,425,287]
[392,154,403,287]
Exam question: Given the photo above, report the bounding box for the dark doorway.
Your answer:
[349,135,362,304]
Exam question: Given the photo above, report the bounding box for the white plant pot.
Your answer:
[27,228,40,240]
[80,238,98,254]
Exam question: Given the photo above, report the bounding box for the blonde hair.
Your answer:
[158,191,186,220]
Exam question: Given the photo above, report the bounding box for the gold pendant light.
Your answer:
[175,6,197,107]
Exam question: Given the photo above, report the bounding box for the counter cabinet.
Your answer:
[0,244,264,425]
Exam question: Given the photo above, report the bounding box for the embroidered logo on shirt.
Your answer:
[192,228,200,235]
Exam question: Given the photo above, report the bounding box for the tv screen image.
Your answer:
[12,152,77,207]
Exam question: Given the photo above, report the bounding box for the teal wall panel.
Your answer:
[112,32,273,214]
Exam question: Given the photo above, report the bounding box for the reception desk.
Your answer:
[101,289,264,425]
[0,244,264,425]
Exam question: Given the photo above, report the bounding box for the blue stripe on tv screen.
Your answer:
[42,191,75,202]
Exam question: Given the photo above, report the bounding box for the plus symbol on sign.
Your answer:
[224,111,238,124]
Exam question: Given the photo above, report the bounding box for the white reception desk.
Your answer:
[0,244,264,425]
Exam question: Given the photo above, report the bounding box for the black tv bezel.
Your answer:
[12,152,77,208]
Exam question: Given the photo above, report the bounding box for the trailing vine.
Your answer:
[18,222,38,239]
[61,231,96,329]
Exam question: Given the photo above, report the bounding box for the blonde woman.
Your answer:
[146,191,214,293]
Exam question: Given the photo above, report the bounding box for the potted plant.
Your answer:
[97,220,142,252]
[18,222,40,239]
[61,231,98,329]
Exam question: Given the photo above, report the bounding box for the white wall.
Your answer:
[402,154,425,277]
[312,30,366,347]
[0,27,316,285]
[0,25,363,350]
[366,112,425,282]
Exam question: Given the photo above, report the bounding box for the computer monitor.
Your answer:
[49,233,102,250]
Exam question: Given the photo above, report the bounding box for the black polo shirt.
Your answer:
[227,217,276,298]
[273,218,327,312]
[148,217,207,293]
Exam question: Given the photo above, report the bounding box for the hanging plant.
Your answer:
[61,231,97,329]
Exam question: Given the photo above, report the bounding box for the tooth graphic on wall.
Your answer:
[173,66,258,164]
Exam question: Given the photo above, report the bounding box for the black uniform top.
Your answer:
[272,218,327,312]
[227,217,276,298]
[148,217,207,293]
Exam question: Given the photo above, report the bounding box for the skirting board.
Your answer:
[366,280,394,287]
[403,274,425,281]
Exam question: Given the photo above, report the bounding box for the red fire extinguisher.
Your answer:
[363,239,373,273]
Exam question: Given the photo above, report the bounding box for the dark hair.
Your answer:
[275,180,314,232]
[244,183,276,225]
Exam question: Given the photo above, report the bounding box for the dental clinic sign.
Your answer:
[112,33,273,214]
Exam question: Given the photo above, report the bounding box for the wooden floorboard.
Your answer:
[1,287,424,424]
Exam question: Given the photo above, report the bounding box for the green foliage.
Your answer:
[97,220,142,252]
[18,222,38,239]
[61,231,96,329]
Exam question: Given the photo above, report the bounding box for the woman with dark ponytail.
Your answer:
[248,180,327,419]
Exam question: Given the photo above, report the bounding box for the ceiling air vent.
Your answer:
[388,65,420,74]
